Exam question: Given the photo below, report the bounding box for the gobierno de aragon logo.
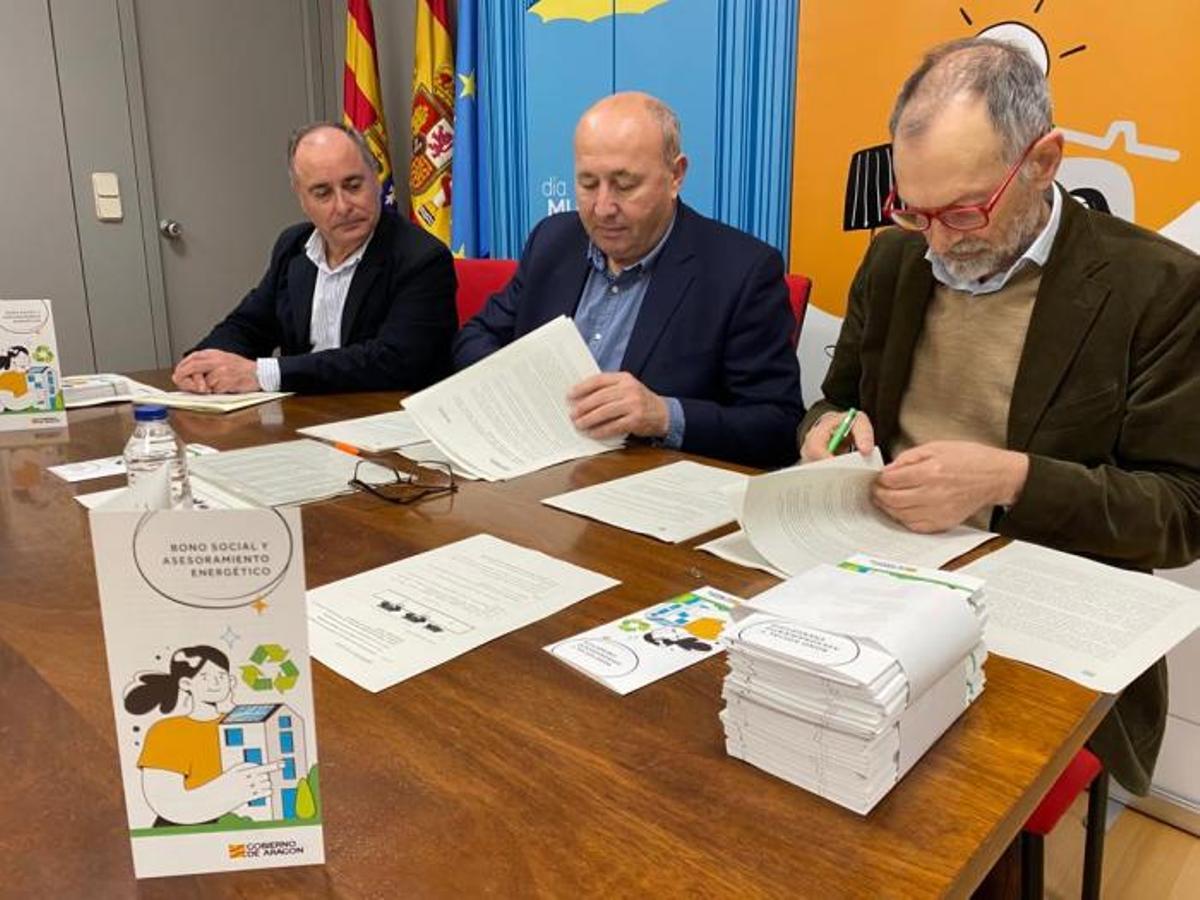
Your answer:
[228,839,306,860]
[131,509,294,610]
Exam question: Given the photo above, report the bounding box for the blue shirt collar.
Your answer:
[926,185,1063,295]
[586,208,677,280]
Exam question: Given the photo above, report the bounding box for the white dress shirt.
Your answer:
[256,227,374,391]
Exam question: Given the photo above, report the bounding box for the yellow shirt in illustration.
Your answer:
[138,717,222,789]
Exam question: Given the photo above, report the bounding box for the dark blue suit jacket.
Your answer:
[452,203,804,467]
[193,212,457,393]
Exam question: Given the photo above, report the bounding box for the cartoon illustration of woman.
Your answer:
[644,627,714,653]
[0,346,33,410]
[123,645,278,827]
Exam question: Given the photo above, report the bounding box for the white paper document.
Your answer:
[63,373,289,413]
[297,410,427,452]
[696,529,788,579]
[962,541,1200,692]
[307,533,620,692]
[189,439,391,507]
[402,317,619,481]
[741,450,992,576]
[76,475,258,511]
[542,461,747,543]
[545,586,741,694]
[49,443,217,483]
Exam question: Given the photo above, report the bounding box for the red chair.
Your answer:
[1021,747,1107,899]
[453,258,518,326]
[784,274,811,348]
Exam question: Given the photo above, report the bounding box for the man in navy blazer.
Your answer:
[173,123,456,394]
[453,93,803,468]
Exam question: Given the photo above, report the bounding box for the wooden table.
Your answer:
[0,380,1112,898]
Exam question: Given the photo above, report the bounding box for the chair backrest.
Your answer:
[784,274,812,348]
[454,258,518,326]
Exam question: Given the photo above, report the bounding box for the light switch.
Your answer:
[91,171,123,222]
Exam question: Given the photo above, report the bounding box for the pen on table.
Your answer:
[333,441,362,457]
[826,408,859,454]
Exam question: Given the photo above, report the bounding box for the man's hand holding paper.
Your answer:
[568,371,669,440]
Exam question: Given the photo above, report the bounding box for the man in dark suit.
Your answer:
[172,123,456,394]
[453,93,803,469]
[799,38,1200,795]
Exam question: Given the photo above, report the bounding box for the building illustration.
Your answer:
[218,703,308,822]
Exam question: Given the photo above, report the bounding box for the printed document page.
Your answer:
[402,317,619,481]
[741,450,991,576]
[962,541,1200,692]
[542,460,747,542]
[297,409,427,452]
[64,374,289,413]
[307,533,620,692]
[189,439,390,507]
[697,529,788,579]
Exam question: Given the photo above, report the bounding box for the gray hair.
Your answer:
[888,38,1053,163]
[287,121,381,178]
[644,96,682,166]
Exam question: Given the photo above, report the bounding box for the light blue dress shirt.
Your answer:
[573,213,685,447]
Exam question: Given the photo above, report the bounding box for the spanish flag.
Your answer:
[343,0,397,210]
[410,0,455,245]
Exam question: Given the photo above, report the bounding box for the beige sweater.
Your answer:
[891,267,1041,527]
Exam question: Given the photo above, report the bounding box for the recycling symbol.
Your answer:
[32,345,54,363]
[241,643,300,693]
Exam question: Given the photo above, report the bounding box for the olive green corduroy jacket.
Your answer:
[800,188,1200,794]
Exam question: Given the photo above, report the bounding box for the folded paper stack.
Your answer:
[721,556,986,814]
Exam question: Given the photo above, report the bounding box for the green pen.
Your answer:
[826,407,859,454]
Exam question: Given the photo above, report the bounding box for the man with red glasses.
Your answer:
[798,38,1200,797]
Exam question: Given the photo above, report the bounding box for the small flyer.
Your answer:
[545,586,742,695]
[0,299,66,432]
[89,479,324,878]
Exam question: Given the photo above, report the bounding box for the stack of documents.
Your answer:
[721,556,987,814]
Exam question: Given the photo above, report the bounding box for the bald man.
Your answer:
[452,93,803,469]
[174,122,456,394]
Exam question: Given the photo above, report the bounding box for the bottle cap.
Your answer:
[133,404,169,421]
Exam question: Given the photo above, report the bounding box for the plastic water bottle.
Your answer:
[123,405,193,508]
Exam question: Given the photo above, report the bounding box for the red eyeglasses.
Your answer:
[883,135,1045,232]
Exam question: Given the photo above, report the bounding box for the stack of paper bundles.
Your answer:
[721,556,986,814]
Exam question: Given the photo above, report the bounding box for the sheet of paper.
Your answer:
[542,461,747,543]
[307,533,619,692]
[77,475,258,510]
[89,502,324,876]
[696,529,788,579]
[962,541,1200,693]
[741,450,991,576]
[49,443,217,483]
[402,317,619,481]
[124,377,290,414]
[188,439,390,507]
[545,586,741,694]
[297,410,426,452]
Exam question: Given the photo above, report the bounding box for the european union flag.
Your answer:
[450,0,490,258]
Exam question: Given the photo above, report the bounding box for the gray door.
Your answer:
[134,0,326,358]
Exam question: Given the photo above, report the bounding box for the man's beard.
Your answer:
[931,196,1047,285]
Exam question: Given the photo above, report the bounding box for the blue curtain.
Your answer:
[712,1,799,255]
[479,1,530,259]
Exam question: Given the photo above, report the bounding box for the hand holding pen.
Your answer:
[799,406,876,461]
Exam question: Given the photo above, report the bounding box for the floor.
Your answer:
[1044,798,1200,898]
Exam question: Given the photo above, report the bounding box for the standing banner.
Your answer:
[789,1,1200,403]
[410,0,455,244]
[90,485,324,878]
[0,299,65,432]
[344,0,398,211]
